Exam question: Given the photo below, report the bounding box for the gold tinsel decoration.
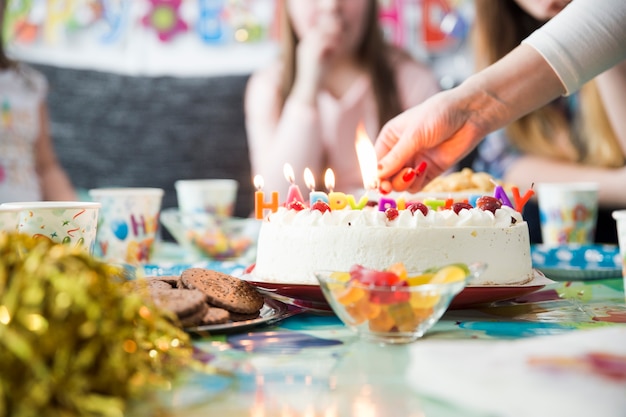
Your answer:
[0,233,198,417]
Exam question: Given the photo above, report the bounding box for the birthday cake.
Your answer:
[251,197,535,286]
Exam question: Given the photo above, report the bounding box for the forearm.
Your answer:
[247,97,325,192]
[522,0,626,95]
[39,167,77,201]
[593,60,626,156]
[505,155,626,207]
[462,44,565,142]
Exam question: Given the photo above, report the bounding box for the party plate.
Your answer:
[531,244,623,280]
[184,297,300,335]
[242,269,553,311]
[450,270,553,308]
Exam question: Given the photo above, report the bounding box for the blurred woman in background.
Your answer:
[245,0,439,196]
[0,2,76,203]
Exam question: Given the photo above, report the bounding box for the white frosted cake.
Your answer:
[251,201,534,286]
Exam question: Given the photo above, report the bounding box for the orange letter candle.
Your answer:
[253,175,279,219]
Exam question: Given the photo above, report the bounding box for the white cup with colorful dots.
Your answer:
[2,201,101,253]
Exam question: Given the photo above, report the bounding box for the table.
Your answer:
[148,245,626,417]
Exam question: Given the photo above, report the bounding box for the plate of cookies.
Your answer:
[140,268,299,334]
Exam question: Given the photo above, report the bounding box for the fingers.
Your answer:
[390,162,428,192]
[374,114,419,180]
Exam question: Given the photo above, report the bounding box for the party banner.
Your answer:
[5,0,473,77]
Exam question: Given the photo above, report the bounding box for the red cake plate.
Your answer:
[241,266,553,311]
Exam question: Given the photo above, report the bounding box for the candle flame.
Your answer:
[303,168,316,191]
[354,123,378,190]
[283,163,295,184]
[253,174,264,191]
[324,168,335,192]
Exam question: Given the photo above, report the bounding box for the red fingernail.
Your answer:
[402,169,416,182]
[379,182,392,195]
[415,161,428,175]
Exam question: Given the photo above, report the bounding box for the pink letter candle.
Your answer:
[283,163,304,205]
[253,175,279,219]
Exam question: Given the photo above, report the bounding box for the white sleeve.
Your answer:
[522,0,626,95]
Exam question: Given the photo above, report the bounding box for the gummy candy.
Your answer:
[368,307,395,332]
[333,262,470,337]
[430,265,468,284]
[349,264,401,286]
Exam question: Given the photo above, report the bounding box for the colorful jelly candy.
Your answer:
[331,262,471,334]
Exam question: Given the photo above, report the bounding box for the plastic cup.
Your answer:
[2,201,101,253]
[175,179,238,217]
[0,205,21,233]
[611,210,626,298]
[536,182,599,245]
[88,187,164,264]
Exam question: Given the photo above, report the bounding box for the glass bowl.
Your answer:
[160,208,260,261]
[314,263,485,344]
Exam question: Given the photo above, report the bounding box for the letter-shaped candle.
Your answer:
[511,185,535,213]
[254,175,279,219]
[283,163,304,205]
[305,167,329,206]
[324,168,346,209]
[379,197,397,212]
[491,179,513,208]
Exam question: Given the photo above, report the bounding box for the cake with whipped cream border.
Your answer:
[250,197,535,286]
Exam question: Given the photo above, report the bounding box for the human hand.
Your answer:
[292,15,342,101]
[375,90,485,193]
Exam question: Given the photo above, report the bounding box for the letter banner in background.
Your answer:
[5,0,473,81]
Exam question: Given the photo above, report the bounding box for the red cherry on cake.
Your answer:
[286,200,306,211]
[385,207,399,220]
[452,202,473,214]
[476,196,502,213]
[407,202,429,216]
[311,200,331,213]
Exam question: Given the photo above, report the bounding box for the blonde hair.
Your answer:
[277,0,402,128]
[473,0,624,167]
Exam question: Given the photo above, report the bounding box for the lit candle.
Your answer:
[354,122,380,208]
[491,179,513,208]
[324,168,335,193]
[304,168,328,206]
[324,168,348,210]
[253,175,279,219]
[354,123,379,192]
[283,163,304,205]
[511,185,535,213]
